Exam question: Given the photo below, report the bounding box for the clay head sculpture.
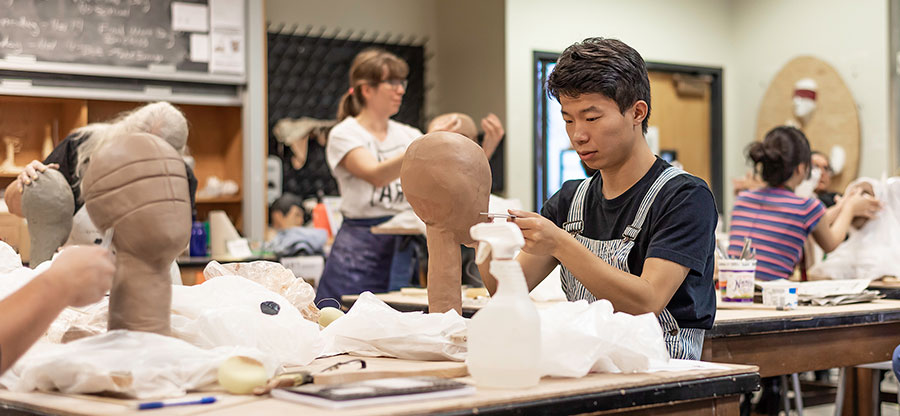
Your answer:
[792,78,818,125]
[22,169,74,266]
[428,113,478,142]
[401,131,491,313]
[81,132,191,334]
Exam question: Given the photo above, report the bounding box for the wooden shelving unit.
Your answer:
[0,96,245,260]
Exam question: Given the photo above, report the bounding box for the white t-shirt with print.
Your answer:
[326,117,422,219]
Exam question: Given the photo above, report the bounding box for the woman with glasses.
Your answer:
[315,48,422,304]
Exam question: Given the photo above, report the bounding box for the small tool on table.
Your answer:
[252,359,366,395]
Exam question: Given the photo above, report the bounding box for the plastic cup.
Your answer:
[717,259,756,303]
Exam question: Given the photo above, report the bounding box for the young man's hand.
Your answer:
[43,246,115,307]
[16,161,60,191]
[509,209,569,257]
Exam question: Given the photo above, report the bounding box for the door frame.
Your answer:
[533,52,724,212]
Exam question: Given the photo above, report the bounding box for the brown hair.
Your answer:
[337,48,409,121]
[747,126,811,187]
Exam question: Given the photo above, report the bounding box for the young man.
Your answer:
[481,38,717,359]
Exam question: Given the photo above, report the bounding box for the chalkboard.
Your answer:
[0,0,207,71]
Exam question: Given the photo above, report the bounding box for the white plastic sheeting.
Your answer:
[810,177,900,280]
[0,330,273,399]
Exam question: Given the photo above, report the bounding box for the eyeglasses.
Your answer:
[379,79,408,90]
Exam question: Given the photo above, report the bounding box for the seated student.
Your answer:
[728,126,880,280]
[266,193,327,257]
[0,245,114,374]
[478,37,717,360]
[810,151,838,207]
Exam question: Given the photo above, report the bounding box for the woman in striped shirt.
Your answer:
[728,126,880,280]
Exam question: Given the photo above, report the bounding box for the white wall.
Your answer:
[731,0,890,186]
[504,0,891,214]
[505,0,739,210]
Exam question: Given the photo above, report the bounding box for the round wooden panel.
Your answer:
[755,56,860,192]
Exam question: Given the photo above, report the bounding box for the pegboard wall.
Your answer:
[267,25,427,200]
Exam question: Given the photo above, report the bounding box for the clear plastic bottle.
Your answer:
[466,222,541,389]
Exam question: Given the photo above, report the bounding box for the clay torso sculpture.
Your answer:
[400,131,491,313]
[81,132,191,334]
[22,169,74,266]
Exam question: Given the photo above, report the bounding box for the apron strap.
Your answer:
[622,166,686,242]
[563,173,597,235]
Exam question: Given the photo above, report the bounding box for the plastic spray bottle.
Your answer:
[466,222,541,389]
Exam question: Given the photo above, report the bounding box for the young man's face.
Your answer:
[560,93,643,170]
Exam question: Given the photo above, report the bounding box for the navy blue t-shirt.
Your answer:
[540,157,717,330]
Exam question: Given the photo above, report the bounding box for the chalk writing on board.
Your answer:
[0,0,192,69]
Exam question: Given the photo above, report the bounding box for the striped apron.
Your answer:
[559,167,704,360]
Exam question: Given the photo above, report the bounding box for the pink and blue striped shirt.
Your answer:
[728,187,825,280]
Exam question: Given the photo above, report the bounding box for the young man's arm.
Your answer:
[478,250,558,295]
[509,210,687,315]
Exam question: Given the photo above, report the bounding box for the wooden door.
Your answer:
[648,71,712,186]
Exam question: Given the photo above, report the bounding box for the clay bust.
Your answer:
[21,169,74,265]
[400,131,491,313]
[81,132,191,334]
[428,113,478,142]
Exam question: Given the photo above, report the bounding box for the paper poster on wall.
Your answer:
[210,30,244,74]
[210,0,244,29]
[171,2,209,32]
[189,34,210,63]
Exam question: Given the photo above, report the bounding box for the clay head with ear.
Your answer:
[81,132,191,335]
[22,169,74,266]
[401,131,491,313]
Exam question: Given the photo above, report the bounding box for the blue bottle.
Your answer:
[189,221,208,257]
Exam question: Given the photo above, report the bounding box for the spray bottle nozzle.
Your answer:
[470,222,525,263]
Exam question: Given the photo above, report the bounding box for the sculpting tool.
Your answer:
[100,227,114,249]
[480,212,517,220]
[136,396,216,410]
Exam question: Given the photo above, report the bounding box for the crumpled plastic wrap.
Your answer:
[171,275,324,366]
[204,260,319,322]
[41,275,324,367]
[322,292,467,361]
[0,241,22,273]
[810,177,900,280]
[536,300,669,377]
[0,330,274,399]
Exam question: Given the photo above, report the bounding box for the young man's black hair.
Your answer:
[547,37,652,134]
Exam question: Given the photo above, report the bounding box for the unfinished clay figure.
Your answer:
[22,169,74,265]
[400,131,491,313]
[81,132,191,334]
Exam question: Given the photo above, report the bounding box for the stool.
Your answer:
[834,362,892,416]
[780,373,804,415]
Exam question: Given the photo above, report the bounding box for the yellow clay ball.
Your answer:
[318,307,345,328]
[217,356,267,394]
